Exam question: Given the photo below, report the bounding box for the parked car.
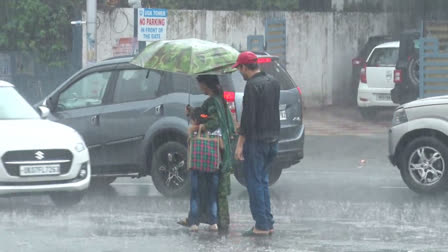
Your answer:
[351,35,394,104]
[357,41,400,119]
[39,53,305,197]
[388,96,448,194]
[390,30,420,105]
[0,80,90,206]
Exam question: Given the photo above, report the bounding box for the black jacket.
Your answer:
[239,72,280,142]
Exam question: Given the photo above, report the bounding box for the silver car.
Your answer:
[389,96,448,194]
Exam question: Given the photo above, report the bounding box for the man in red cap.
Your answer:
[233,51,280,236]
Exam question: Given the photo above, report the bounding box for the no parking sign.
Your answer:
[137,8,167,41]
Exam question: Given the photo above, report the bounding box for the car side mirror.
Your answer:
[45,96,58,112]
[38,105,50,119]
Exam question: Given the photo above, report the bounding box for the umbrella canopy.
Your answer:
[130,38,239,75]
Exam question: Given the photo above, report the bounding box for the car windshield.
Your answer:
[0,87,40,120]
[367,47,399,67]
[229,60,296,92]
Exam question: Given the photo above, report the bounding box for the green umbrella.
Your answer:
[130,38,239,75]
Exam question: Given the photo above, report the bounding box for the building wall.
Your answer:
[85,8,416,107]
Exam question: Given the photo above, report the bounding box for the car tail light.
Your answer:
[394,69,402,84]
[360,64,367,83]
[223,91,237,121]
[297,86,302,96]
[257,58,272,64]
[352,58,364,66]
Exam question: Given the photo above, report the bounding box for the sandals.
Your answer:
[177,218,190,227]
[209,224,219,232]
[242,227,270,237]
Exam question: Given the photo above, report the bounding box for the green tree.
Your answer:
[0,0,83,67]
[143,0,303,11]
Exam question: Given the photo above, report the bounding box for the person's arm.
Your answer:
[235,135,245,161]
[238,83,256,137]
[235,83,256,161]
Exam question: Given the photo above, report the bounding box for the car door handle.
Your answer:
[155,104,163,115]
[90,115,100,126]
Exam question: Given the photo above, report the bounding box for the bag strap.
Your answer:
[198,125,210,139]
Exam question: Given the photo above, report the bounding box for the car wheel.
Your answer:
[50,191,84,207]
[151,141,190,197]
[234,165,282,187]
[407,56,420,87]
[398,136,448,194]
[91,177,117,187]
[359,108,378,120]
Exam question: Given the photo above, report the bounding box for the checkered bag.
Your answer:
[188,129,221,173]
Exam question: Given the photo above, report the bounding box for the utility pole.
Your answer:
[87,0,97,65]
[135,1,149,53]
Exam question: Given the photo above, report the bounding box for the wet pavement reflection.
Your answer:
[1,135,448,251]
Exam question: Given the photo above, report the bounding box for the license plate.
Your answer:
[280,110,287,120]
[376,94,391,101]
[19,164,61,176]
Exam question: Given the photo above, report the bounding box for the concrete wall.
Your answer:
[85,9,415,107]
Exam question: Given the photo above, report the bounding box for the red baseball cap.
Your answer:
[232,51,258,68]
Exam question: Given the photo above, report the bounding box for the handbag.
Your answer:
[188,127,221,173]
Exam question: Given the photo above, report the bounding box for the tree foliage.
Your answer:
[0,0,83,67]
[142,0,307,11]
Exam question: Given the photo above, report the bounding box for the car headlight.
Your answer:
[392,108,408,126]
[75,142,86,152]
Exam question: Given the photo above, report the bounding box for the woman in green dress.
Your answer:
[178,75,235,232]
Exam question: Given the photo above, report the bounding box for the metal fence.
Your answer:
[419,21,448,98]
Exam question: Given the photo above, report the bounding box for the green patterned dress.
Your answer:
[189,95,235,230]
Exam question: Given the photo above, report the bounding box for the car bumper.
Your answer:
[388,122,409,167]
[232,125,305,170]
[0,151,90,195]
[274,126,305,169]
[0,175,90,195]
[358,85,398,108]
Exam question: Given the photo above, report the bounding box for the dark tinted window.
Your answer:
[190,80,203,95]
[161,72,193,94]
[113,69,161,103]
[230,60,296,92]
[367,48,399,67]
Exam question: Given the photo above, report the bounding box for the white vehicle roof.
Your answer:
[0,80,14,87]
[374,41,400,49]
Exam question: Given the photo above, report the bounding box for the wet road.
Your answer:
[2,133,448,252]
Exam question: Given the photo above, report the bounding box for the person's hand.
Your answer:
[235,145,244,161]
[185,105,192,116]
[198,124,205,133]
[190,124,199,131]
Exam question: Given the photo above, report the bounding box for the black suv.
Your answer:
[391,30,420,104]
[40,53,304,197]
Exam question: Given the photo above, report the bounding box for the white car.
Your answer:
[357,41,400,119]
[389,96,448,194]
[0,81,90,206]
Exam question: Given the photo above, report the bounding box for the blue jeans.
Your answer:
[243,140,278,231]
[188,170,219,226]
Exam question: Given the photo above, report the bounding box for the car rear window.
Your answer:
[367,48,399,67]
[227,60,296,92]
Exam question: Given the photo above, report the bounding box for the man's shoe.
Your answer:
[209,224,218,232]
[242,227,269,237]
